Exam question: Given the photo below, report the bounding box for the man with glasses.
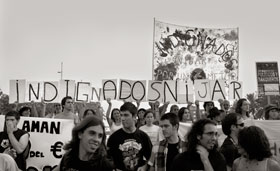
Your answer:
[172,119,226,171]
[220,113,244,170]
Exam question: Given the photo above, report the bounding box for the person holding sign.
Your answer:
[54,115,113,171]
[106,98,122,134]
[0,111,30,171]
[54,96,80,125]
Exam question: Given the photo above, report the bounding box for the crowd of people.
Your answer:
[1,96,280,171]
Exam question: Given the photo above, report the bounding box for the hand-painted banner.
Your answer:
[256,62,279,95]
[153,20,239,82]
[9,79,243,103]
[0,116,74,171]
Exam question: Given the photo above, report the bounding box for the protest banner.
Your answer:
[0,115,74,171]
[9,79,243,104]
[153,19,239,82]
[256,62,279,95]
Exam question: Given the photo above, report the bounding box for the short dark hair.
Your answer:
[160,112,179,127]
[186,119,216,154]
[207,107,221,120]
[221,113,240,136]
[203,101,214,111]
[5,110,20,120]
[137,108,146,116]
[19,106,31,116]
[120,102,137,117]
[238,126,272,161]
[61,96,73,110]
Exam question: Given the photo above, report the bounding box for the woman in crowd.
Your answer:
[106,98,122,134]
[264,105,279,120]
[235,98,252,120]
[139,110,161,145]
[136,108,146,128]
[178,107,193,123]
[82,109,96,119]
[54,116,113,171]
[233,126,280,171]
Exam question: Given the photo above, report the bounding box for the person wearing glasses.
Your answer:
[220,113,244,170]
[172,119,226,171]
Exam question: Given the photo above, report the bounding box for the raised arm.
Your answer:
[195,100,202,120]
[106,98,113,126]
[30,101,38,117]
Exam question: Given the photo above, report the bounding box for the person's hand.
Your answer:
[196,144,209,161]
[6,120,16,134]
[218,99,224,104]
[195,100,200,106]
[155,101,160,108]
[41,98,46,106]
[164,101,170,106]
[137,164,147,171]
[4,148,17,159]
[106,98,112,105]
[31,100,35,106]
[187,101,193,106]
[136,99,141,107]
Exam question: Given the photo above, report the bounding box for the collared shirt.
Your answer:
[148,137,186,171]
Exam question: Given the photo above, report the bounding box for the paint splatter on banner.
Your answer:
[153,20,239,82]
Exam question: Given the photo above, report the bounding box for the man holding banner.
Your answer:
[54,96,80,125]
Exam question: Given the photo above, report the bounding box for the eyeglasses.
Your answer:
[235,123,244,127]
[203,131,218,138]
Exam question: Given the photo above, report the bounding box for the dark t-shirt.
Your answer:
[220,136,240,167]
[107,128,152,171]
[166,142,179,171]
[172,150,227,171]
[59,151,113,171]
[0,129,29,171]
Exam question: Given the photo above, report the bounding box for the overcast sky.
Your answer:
[1,0,280,99]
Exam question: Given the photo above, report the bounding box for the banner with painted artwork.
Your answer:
[256,62,279,95]
[153,20,239,82]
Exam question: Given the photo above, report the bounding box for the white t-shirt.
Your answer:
[139,124,161,145]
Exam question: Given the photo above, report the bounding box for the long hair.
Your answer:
[186,119,216,154]
[62,115,107,167]
[235,98,249,118]
[178,107,187,121]
[238,126,272,161]
[110,108,120,122]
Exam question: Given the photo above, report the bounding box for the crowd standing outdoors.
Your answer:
[1,95,280,170]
